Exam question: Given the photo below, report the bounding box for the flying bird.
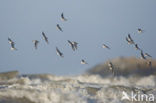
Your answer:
[8,38,17,50]
[32,40,39,49]
[134,44,141,50]
[126,34,134,44]
[126,37,133,44]
[56,47,64,57]
[144,53,152,58]
[61,13,67,21]
[81,59,88,64]
[67,40,78,51]
[42,32,49,44]
[68,40,75,51]
[108,62,115,75]
[56,24,63,32]
[140,50,146,59]
[102,44,110,49]
[137,28,144,34]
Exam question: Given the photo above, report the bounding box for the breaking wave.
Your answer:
[0,71,156,103]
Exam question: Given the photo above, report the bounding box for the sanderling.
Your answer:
[102,44,110,49]
[68,40,75,51]
[56,47,64,57]
[56,24,63,32]
[108,62,115,75]
[108,62,113,70]
[68,40,78,51]
[137,28,143,34]
[81,59,88,64]
[126,34,134,44]
[134,44,141,50]
[42,32,49,44]
[32,40,39,49]
[8,38,17,50]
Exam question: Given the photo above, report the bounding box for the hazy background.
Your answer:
[0,0,156,75]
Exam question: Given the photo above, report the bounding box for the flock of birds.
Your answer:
[7,13,87,65]
[7,13,153,76]
[125,31,152,60]
[108,29,153,76]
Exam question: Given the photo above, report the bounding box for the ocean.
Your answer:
[0,71,156,103]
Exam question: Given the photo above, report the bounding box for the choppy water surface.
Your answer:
[0,71,156,103]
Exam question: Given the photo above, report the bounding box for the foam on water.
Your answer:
[0,74,156,103]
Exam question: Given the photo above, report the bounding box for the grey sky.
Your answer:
[0,0,156,75]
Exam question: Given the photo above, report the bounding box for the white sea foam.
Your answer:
[0,74,156,103]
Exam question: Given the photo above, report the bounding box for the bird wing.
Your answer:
[56,47,63,57]
[42,32,49,44]
[135,44,139,49]
[68,40,72,45]
[61,13,64,19]
[8,38,12,42]
[106,45,110,49]
[57,24,63,32]
[128,34,134,42]
[68,40,75,51]
[128,34,131,40]
[145,53,152,57]
[11,42,15,48]
[61,13,67,21]
[126,37,129,42]
[8,38,14,44]
[73,42,78,50]
[10,42,17,50]
[34,41,39,49]
[42,32,46,38]
[141,51,146,59]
